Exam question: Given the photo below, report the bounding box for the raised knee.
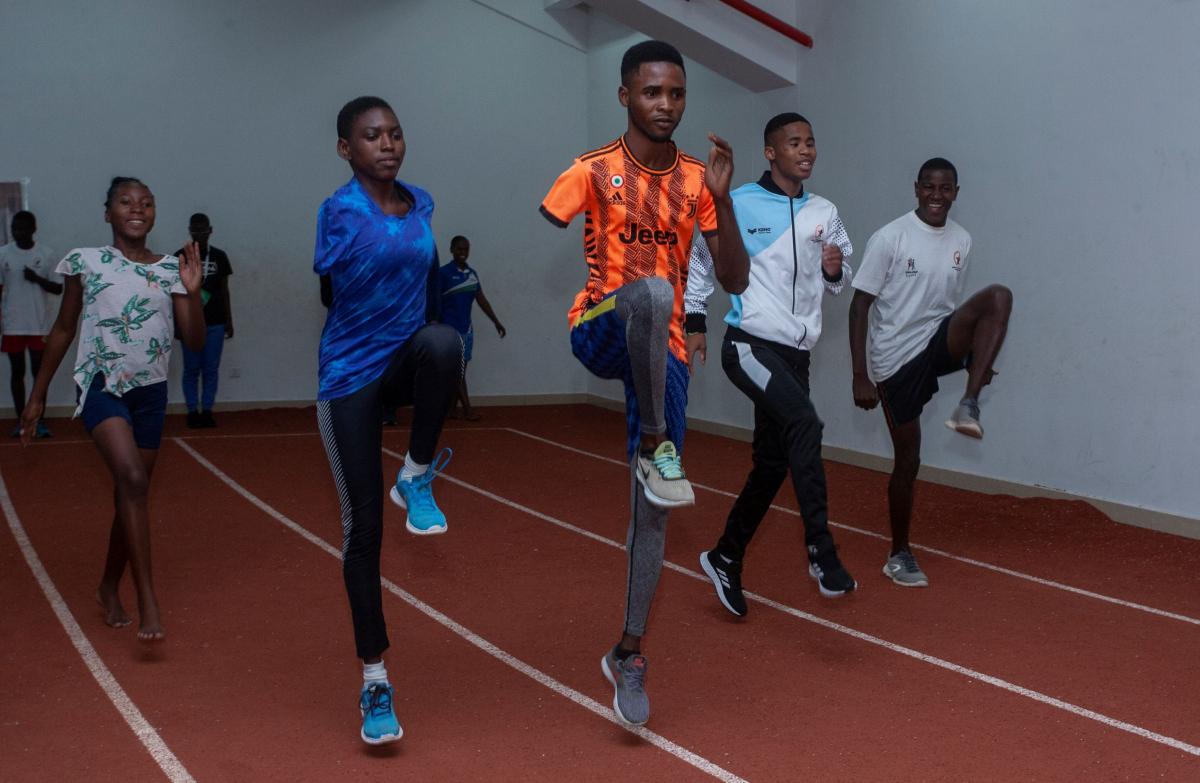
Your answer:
[988,284,1013,315]
[645,275,674,309]
[420,324,463,364]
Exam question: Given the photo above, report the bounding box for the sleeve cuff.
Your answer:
[539,205,569,228]
[685,313,707,334]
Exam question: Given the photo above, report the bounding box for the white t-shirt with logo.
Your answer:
[0,241,62,335]
[56,246,186,412]
[852,211,972,382]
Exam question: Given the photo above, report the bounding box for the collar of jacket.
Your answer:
[756,170,804,199]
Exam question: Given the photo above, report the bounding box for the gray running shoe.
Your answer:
[601,647,650,726]
[945,397,983,439]
[882,550,929,587]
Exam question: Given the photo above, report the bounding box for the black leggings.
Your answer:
[316,324,461,660]
[8,349,43,417]
[716,330,834,561]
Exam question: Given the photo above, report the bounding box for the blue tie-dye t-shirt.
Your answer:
[314,177,436,400]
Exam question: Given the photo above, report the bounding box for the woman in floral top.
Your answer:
[22,177,204,642]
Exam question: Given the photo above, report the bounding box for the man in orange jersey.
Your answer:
[540,39,732,727]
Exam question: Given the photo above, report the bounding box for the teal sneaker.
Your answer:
[359,682,403,745]
[34,421,51,439]
[389,448,452,535]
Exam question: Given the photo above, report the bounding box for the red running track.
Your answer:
[2,405,1198,781]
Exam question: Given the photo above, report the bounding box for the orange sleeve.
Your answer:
[697,180,717,236]
[539,160,590,228]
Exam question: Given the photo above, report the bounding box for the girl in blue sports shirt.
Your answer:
[314,96,461,745]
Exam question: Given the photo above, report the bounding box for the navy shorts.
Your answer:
[570,291,688,460]
[80,375,169,449]
[877,316,970,428]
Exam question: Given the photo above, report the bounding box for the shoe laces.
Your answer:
[405,447,453,507]
[620,655,648,692]
[896,551,920,573]
[362,683,393,717]
[651,443,685,480]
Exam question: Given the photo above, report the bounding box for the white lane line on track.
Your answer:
[0,470,196,783]
[173,438,747,783]
[373,445,1200,758]
[501,427,1200,628]
[157,428,1200,627]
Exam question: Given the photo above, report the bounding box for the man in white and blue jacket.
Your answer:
[690,113,857,616]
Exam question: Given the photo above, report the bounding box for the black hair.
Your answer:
[189,212,211,227]
[336,96,394,140]
[450,235,468,246]
[11,210,35,229]
[104,177,146,208]
[917,157,958,184]
[763,112,810,146]
[620,40,685,85]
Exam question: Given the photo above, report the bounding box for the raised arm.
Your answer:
[173,242,207,353]
[704,133,750,294]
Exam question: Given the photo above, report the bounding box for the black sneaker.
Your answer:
[807,540,857,598]
[186,411,201,429]
[199,410,217,428]
[700,549,747,617]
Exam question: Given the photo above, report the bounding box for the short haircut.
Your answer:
[763,112,811,146]
[620,40,684,85]
[450,235,468,246]
[336,96,393,140]
[105,177,146,207]
[189,213,211,227]
[917,157,958,184]
[11,210,35,229]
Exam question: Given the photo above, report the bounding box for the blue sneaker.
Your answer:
[34,421,51,439]
[359,682,402,745]
[389,448,452,535]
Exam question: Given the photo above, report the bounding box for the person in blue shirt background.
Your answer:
[438,235,505,420]
[313,95,462,746]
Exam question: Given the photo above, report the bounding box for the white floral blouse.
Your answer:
[56,246,186,412]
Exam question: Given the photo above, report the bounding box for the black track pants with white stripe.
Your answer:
[716,330,834,561]
[317,323,461,660]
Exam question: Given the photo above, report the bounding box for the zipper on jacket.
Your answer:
[789,195,798,314]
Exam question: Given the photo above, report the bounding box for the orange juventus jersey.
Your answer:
[540,136,717,362]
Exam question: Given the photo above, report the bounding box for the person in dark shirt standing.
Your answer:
[177,213,233,428]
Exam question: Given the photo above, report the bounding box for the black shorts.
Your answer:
[877,316,969,428]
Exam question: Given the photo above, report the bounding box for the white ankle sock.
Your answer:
[400,453,428,482]
[363,661,388,685]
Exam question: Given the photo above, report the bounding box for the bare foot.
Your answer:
[137,622,166,642]
[136,599,165,642]
[463,410,481,422]
[96,585,131,628]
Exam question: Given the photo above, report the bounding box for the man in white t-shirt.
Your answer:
[848,158,1012,588]
[0,211,63,437]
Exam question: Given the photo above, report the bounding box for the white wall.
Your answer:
[690,0,1200,521]
[0,0,592,410]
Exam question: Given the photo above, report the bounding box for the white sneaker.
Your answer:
[635,441,695,508]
